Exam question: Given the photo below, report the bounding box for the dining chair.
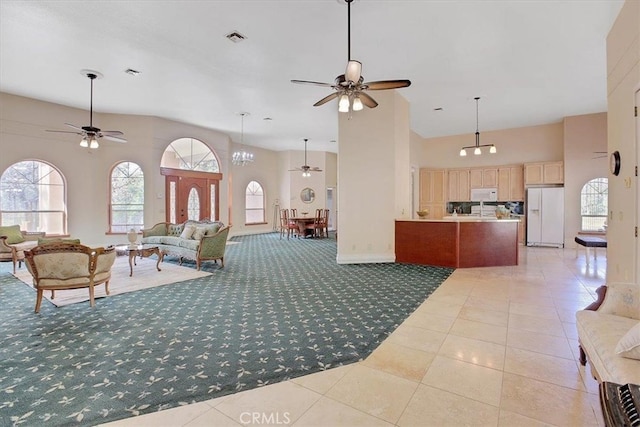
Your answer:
[307,209,324,238]
[279,209,288,239]
[290,208,298,217]
[280,209,299,239]
[323,208,330,238]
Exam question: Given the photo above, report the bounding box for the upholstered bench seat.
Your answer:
[575,236,607,266]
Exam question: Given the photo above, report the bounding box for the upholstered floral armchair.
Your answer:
[0,225,45,273]
[24,243,117,313]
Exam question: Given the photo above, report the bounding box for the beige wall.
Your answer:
[419,122,565,169]
[0,91,341,243]
[229,144,280,236]
[606,0,639,284]
[337,91,410,263]
[563,113,608,245]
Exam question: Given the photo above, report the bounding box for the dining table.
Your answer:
[289,216,317,238]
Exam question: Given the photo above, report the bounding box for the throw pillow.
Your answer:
[192,226,207,241]
[168,224,184,237]
[0,225,25,244]
[615,322,640,360]
[180,225,196,239]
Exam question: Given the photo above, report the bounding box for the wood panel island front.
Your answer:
[395,218,520,268]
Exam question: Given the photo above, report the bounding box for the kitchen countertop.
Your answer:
[399,217,520,222]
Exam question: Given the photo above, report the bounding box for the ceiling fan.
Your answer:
[46,70,127,148]
[593,151,607,159]
[289,139,322,177]
[291,0,411,113]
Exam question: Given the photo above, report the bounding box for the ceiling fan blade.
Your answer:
[102,134,127,143]
[345,60,362,83]
[310,167,323,172]
[46,129,83,135]
[291,79,334,88]
[64,123,84,131]
[100,130,124,136]
[359,92,378,108]
[364,80,412,90]
[313,92,340,107]
[288,168,302,172]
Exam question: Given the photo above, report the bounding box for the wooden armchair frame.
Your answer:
[25,243,116,313]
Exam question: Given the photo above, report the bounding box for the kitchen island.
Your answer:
[395,218,520,268]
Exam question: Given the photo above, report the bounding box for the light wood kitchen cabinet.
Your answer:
[524,161,564,185]
[498,165,524,201]
[469,168,498,189]
[448,169,470,201]
[419,168,446,219]
[543,161,564,184]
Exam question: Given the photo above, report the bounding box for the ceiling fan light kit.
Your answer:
[459,97,497,157]
[289,138,322,177]
[291,0,410,113]
[45,70,127,148]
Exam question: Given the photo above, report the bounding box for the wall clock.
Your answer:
[610,151,621,176]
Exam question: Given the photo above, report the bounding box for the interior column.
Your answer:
[336,90,412,264]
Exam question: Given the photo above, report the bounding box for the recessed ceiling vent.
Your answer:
[225,31,247,43]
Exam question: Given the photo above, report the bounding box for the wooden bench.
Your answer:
[575,236,607,266]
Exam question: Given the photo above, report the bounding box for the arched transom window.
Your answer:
[161,138,219,172]
[0,160,66,234]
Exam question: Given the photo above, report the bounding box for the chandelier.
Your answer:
[232,112,254,166]
[459,97,497,156]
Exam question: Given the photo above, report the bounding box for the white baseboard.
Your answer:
[336,253,395,264]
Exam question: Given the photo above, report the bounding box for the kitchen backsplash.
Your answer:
[446,201,524,215]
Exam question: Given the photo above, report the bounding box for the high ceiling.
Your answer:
[0,0,624,153]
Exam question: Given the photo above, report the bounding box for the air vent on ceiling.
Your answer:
[225,31,247,43]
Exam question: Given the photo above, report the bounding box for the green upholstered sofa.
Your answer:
[141,219,230,270]
[0,225,46,273]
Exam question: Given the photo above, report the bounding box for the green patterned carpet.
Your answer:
[0,232,453,426]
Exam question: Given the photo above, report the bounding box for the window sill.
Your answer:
[245,222,268,226]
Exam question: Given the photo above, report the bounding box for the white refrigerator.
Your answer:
[526,187,564,247]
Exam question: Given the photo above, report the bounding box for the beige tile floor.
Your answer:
[102,245,607,427]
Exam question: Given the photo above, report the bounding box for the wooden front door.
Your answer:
[161,167,221,223]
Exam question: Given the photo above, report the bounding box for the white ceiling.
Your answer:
[0,0,624,153]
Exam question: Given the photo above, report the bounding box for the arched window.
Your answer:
[161,138,219,172]
[581,177,608,231]
[245,181,265,224]
[0,160,66,234]
[109,162,144,233]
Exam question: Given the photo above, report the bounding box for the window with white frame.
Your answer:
[160,137,220,172]
[0,160,66,234]
[245,180,265,224]
[580,177,608,231]
[110,162,144,233]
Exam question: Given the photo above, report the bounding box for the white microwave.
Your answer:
[470,188,498,202]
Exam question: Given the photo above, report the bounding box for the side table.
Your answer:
[116,244,163,277]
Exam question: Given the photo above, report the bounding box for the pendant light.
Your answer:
[459,97,497,156]
[232,112,255,166]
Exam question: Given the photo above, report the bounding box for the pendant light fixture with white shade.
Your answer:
[459,97,497,157]
[232,112,255,166]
